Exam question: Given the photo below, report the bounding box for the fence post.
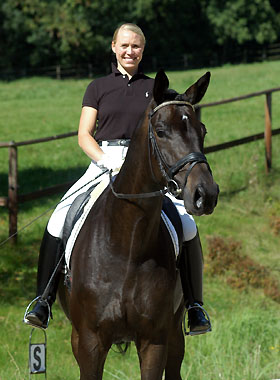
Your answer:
[88,63,93,78]
[56,65,61,80]
[152,57,157,71]
[264,92,272,173]
[8,142,18,242]
[183,54,188,68]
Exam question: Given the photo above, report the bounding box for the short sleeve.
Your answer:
[82,81,99,109]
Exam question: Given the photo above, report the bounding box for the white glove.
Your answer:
[97,153,123,172]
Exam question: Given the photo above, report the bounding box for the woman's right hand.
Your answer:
[96,153,123,172]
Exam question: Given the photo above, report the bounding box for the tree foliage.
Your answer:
[204,0,279,44]
[0,0,279,73]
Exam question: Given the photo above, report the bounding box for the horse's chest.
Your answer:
[96,260,175,326]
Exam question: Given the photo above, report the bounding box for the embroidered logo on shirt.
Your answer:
[145,91,149,98]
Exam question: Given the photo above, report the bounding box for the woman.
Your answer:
[24,23,210,335]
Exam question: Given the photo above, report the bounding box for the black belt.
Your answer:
[98,139,130,147]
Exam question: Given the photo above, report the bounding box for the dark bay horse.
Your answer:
[58,70,219,380]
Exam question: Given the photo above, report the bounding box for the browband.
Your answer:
[150,100,195,117]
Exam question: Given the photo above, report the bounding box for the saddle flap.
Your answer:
[62,184,97,248]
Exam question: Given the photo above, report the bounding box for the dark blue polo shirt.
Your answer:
[82,64,154,141]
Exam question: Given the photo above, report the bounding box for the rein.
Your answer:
[110,100,212,200]
[0,170,109,247]
[109,171,167,199]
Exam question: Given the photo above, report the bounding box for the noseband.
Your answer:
[110,100,211,199]
[148,101,212,197]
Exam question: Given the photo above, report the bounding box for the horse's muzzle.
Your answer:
[184,182,219,216]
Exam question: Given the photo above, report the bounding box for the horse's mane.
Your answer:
[163,89,178,101]
[163,89,186,102]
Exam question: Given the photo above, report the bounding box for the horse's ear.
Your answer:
[153,69,169,104]
[183,72,211,105]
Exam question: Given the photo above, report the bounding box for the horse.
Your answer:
[58,69,219,380]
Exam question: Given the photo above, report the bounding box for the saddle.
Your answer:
[62,182,183,269]
[62,183,97,247]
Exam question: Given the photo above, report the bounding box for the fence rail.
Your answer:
[0,87,280,242]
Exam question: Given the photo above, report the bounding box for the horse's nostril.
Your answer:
[194,185,205,209]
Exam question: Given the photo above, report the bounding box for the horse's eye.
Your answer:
[156,130,166,138]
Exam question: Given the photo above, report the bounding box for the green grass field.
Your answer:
[0,61,280,379]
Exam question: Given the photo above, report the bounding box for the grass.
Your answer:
[0,60,280,379]
[1,280,279,379]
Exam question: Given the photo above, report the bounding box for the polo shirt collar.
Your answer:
[111,62,146,79]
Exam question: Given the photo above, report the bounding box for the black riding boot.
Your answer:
[24,228,63,329]
[179,233,211,335]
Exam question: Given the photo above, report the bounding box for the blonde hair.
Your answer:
[112,23,146,45]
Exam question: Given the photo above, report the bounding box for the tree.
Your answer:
[1,0,92,67]
[1,0,33,70]
[203,0,279,45]
[127,0,215,69]
[0,0,280,75]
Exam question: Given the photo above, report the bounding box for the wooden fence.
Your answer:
[1,87,280,243]
[1,43,280,80]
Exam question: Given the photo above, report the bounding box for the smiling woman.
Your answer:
[112,23,146,78]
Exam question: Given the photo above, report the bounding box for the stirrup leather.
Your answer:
[183,302,212,336]
[23,296,51,330]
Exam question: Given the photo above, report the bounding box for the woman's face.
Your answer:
[112,29,145,76]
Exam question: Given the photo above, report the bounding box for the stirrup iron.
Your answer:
[23,296,51,330]
[183,302,212,336]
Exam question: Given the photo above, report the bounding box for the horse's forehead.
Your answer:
[160,106,201,136]
[163,106,192,125]
[159,105,190,120]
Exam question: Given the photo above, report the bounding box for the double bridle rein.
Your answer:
[110,100,211,199]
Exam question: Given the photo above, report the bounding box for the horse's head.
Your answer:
[149,69,219,216]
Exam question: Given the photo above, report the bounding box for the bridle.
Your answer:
[149,100,212,197]
[110,100,212,199]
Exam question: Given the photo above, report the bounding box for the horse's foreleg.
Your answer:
[75,328,108,380]
[164,305,185,380]
[137,339,168,380]
[71,326,79,365]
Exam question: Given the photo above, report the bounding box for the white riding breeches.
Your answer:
[165,192,197,241]
[47,144,197,241]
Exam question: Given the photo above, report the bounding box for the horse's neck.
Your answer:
[109,125,163,246]
[114,121,162,200]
